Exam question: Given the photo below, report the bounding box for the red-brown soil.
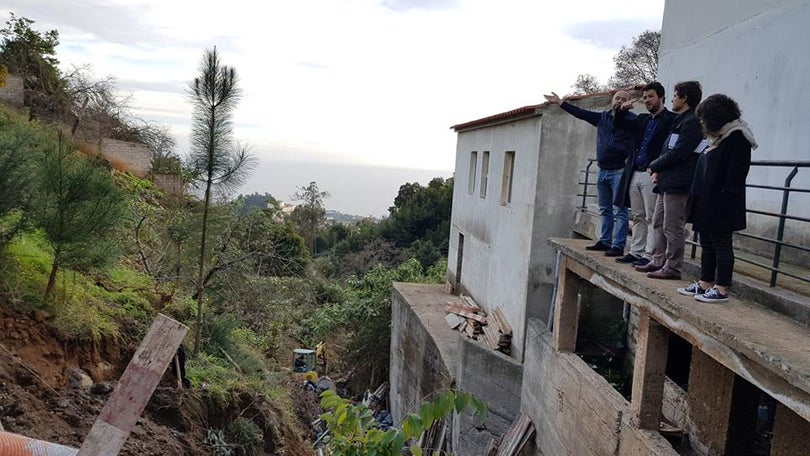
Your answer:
[0,305,313,455]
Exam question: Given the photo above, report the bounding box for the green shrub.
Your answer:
[227,417,264,456]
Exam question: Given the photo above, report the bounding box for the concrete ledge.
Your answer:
[390,283,461,422]
[549,237,810,422]
[576,209,810,323]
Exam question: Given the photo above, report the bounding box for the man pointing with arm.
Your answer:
[544,90,635,257]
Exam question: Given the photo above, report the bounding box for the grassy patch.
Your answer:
[0,230,160,341]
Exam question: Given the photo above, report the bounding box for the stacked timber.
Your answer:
[445,297,512,355]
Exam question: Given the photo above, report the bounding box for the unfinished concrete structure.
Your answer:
[390,0,810,454]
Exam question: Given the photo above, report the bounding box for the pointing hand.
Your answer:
[543,92,562,105]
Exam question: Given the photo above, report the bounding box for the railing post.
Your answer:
[581,160,594,211]
[770,166,798,287]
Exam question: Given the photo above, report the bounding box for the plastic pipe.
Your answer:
[0,431,78,456]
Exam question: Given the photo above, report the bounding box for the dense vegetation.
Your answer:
[1,13,454,454]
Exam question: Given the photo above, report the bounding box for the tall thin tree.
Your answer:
[187,47,254,353]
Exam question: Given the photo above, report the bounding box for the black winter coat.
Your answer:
[687,130,752,232]
[613,108,677,207]
[649,109,703,194]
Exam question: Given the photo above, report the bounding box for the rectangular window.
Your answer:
[468,151,477,194]
[501,151,515,205]
[480,151,489,198]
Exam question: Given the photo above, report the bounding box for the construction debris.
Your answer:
[445,298,512,355]
[494,413,535,456]
[416,419,448,455]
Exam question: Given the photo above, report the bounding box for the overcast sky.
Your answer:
[1,0,664,215]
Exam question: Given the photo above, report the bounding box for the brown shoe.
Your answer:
[634,262,661,273]
[647,268,681,280]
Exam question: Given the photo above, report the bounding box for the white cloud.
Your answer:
[2,0,664,184]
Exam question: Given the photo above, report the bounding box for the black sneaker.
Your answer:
[677,282,707,296]
[585,241,610,251]
[695,287,728,303]
[604,247,624,257]
[615,253,640,263]
[632,257,650,267]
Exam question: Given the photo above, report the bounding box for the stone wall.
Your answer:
[0,74,24,108]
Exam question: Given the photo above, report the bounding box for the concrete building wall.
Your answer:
[528,95,611,326]
[452,337,523,456]
[447,95,614,360]
[658,0,810,250]
[448,117,542,361]
[0,74,24,108]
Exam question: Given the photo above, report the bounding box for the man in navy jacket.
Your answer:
[636,81,704,280]
[613,82,677,266]
[544,90,635,257]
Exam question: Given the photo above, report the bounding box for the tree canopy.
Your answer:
[570,29,660,93]
[0,13,62,116]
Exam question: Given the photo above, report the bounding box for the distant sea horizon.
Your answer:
[238,159,454,218]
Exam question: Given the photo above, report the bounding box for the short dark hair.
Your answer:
[696,94,741,133]
[674,81,702,109]
[642,81,665,98]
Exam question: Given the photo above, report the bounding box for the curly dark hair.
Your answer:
[674,80,702,109]
[696,94,741,133]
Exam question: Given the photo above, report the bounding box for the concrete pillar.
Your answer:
[771,403,810,456]
[686,349,758,455]
[552,257,579,352]
[630,310,669,429]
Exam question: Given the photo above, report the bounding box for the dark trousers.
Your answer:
[699,231,734,287]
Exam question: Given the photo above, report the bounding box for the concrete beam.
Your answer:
[550,238,810,423]
[631,310,669,429]
[552,256,579,352]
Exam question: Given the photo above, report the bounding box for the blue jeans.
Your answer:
[597,168,628,249]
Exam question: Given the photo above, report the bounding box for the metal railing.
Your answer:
[577,159,810,287]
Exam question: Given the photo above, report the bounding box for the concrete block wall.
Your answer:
[452,336,523,456]
[152,173,185,196]
[98,138,152,178]
[77,138,152,178]
[0,74,24,108]
[522,319,680,456]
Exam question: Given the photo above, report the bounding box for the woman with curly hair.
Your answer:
[677,94,757,302]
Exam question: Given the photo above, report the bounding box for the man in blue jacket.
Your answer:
[635,81,704,280]
[613,82,677,266]
[544,90,635,257]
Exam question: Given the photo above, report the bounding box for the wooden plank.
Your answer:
[460,295,482,311]
[77,314,188,456]
[492,307,512,335]
[631,309,669,429]
[464,321,476,337]
[495,413,534,456]
[552,256,580,352]
[445,303,488,324]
